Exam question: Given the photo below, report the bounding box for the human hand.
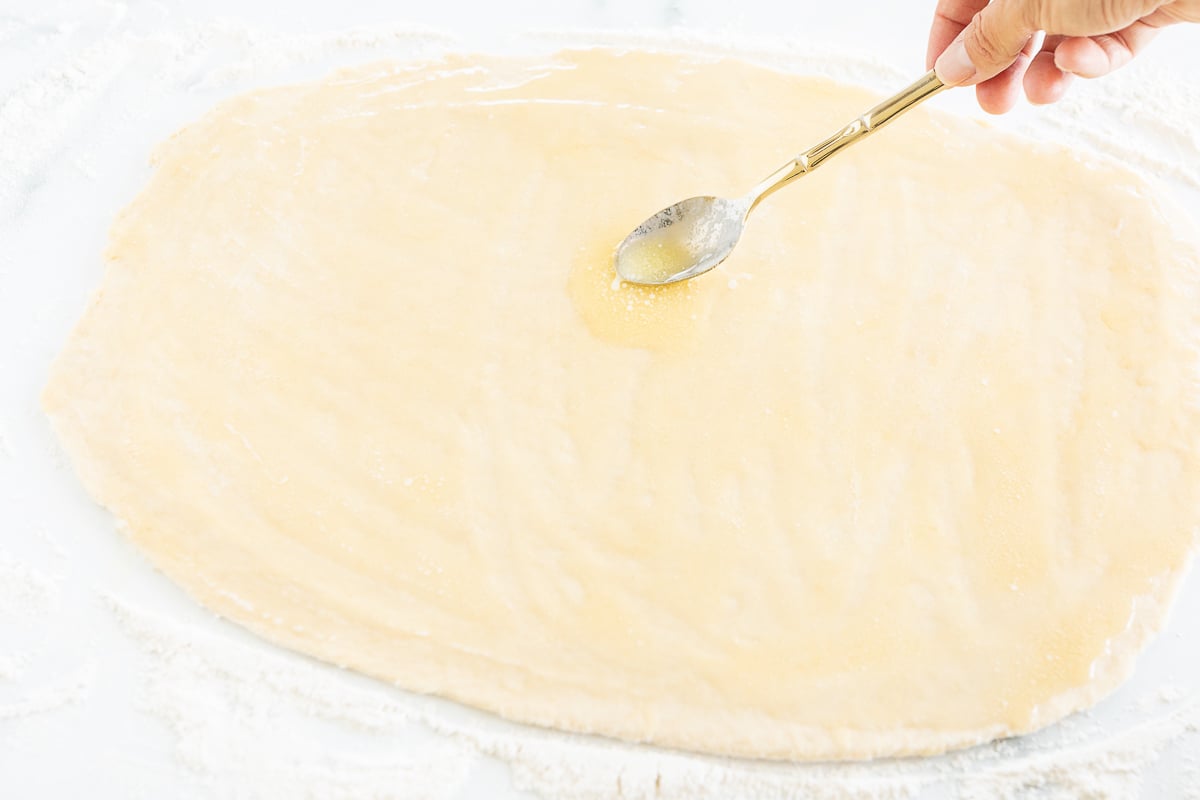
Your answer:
[927,0,1200,113]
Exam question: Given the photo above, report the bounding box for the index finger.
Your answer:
[927,0,990,68]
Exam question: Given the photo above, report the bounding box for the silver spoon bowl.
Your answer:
[613,196,750,286]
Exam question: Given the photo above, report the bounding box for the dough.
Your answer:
[44,49,1200,760]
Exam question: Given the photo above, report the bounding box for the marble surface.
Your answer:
[2,1,1200,798]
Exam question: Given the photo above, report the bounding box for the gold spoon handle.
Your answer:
[748,70,945,210]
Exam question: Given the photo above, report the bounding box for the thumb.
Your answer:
[935,0,1038,86]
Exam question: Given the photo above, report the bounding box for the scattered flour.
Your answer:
[1031,70,1200,190]
[0,547,60,619]
[0,548,92,750]
[0,651,32,682]
[0,660,95,723]
[0,35,136,216]
[31,524,71,560]
[2,4,1200,798]
[102,594,1200,800]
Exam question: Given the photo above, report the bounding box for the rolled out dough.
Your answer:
[44,49,1200,760]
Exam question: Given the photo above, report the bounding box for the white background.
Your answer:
[2,1,1200,798]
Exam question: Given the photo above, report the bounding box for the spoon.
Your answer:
[614,70,945,286]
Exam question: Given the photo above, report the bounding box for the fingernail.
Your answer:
[936,39,977,86]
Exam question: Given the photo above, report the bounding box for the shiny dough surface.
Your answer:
[44,49,1200,760]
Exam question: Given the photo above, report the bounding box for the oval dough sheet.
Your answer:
[44,49,1200,760]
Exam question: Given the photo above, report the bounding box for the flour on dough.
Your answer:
[43,49,1200,761]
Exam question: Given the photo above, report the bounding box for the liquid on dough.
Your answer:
[44,49,1200,761]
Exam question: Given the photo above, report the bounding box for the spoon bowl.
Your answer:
[614,196,749,285]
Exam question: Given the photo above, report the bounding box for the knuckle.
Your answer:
[1095,0,1155,30]
[1097,0,1129,27]
[1038,0,1154,34]
[966,9,1014,65]
[1021,0,1050,29]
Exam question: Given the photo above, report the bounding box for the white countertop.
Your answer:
[2,1,1199,798]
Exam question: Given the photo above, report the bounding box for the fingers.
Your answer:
[934,0,1040,86]
[1022,19,1156,106]
[975,32,1041,114]
[927,0,989,69]
[924,0,1186,113]
[1023,36,1075,105]
[1053,21,1160,78]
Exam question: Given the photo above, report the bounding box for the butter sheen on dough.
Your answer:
[44,49,1200,760]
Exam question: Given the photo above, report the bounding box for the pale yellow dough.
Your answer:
[45,49,1200,760]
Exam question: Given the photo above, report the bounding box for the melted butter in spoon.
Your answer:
[614,196,749,285]
[615,226,702,285]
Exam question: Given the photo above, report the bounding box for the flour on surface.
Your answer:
[0,652,32,682]
[104,595,1200,800]
[0,547,60,619]
[0,660,95,723]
